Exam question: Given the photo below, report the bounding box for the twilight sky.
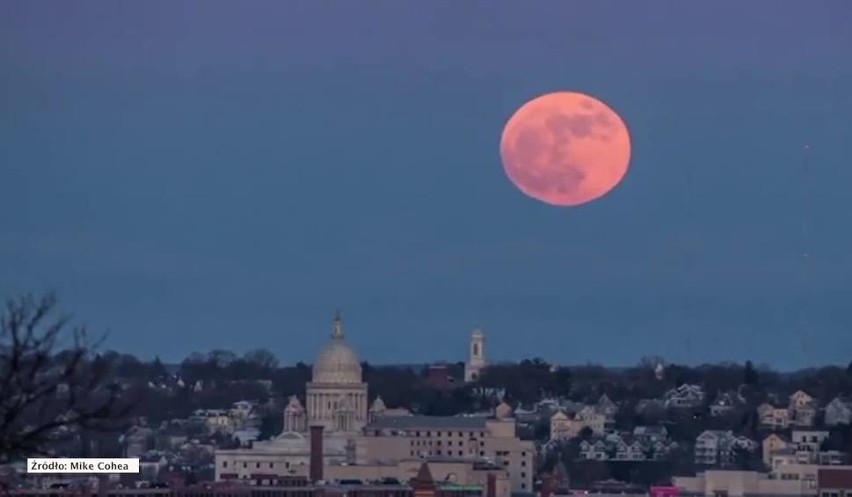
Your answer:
[2,1,851,369]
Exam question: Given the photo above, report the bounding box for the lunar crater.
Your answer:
[500,91,631,206]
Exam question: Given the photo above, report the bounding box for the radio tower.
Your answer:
[800,144,813,359]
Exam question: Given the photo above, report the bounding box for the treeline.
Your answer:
[476,357,852,407]
[96,349,852,429]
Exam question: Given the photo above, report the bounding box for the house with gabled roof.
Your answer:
[788,390,817,427]
[825,396,852,426]
[757,402,790,430]
[664,384,705,409]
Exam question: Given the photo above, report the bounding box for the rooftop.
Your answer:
[366,415,489,430]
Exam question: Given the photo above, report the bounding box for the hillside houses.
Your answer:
[664,384,706,409]
[633,426,669,444]
[694,430,758,467]
[547,395,617,442]
[596,394,618,421]
[549,407,607,441]
[763,433,790,466]
[789,390,818,427]
[758,402,791,430]
[757,390,818,430]
[825,396,852,426]
[762,430,845,469]
[579,431,678,462]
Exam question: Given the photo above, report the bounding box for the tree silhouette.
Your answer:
[743,361,759,386]
[244,348,279,372]
[0,293,134,462]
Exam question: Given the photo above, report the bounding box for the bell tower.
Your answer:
[464,328,486,382]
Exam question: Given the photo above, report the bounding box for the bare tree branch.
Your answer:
[0,293,135,463]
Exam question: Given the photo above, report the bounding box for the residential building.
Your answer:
[770,462,822,489]
[578,433,675,462]
[825,397,852,426]
[694,430,757,467]
[613,439,646,461]
[595,394,619,422]
[772,448,815,471]
[547,407,606,441]
[549,411,573,441]
[664,384,705,409]
[579,440,609,461]
[793,430,830,455]
[758,402,791,430]
[574,406,606,435]
[790,390,817,428]
[633,426,669,444]
[763,433,791,467]
[193,410,236,434]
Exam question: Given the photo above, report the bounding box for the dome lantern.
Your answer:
[312,311,362,385]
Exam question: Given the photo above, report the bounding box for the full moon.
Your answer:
[500,91,631,206]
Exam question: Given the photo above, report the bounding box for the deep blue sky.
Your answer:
[2,1,851,369]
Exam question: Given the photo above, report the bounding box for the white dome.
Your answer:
[370,396,387,413]
[312,313,362,385]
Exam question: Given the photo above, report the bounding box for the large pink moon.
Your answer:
[500,91,632,206]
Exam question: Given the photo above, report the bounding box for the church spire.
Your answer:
[332,310,344,339]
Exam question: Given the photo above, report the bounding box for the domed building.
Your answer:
[215,313,367,480]
[306,311,368,433]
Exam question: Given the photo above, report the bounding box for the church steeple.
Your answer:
[332,310,344,339]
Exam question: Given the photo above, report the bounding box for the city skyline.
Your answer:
[2,1,852,369]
